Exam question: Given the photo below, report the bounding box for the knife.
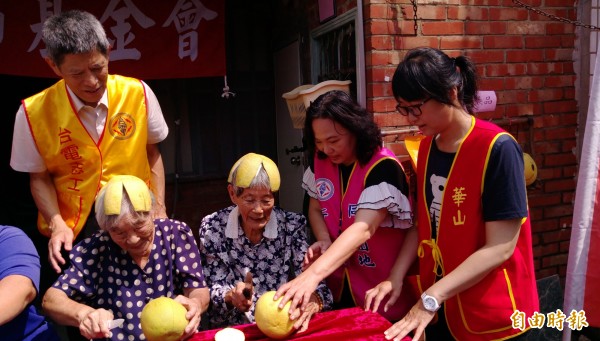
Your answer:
[89,319,125,340]
[107,318,125,329]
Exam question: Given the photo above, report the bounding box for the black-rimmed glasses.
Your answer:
[396,97,432,117]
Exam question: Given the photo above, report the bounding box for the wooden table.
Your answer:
[190,307,412,340]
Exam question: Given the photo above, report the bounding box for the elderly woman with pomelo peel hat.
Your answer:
[198,153,333,332]
[42,175,209,341]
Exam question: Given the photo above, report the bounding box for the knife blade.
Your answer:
[107,318,125,330]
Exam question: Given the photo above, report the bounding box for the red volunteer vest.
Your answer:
[416,118,539,340]
[314,147,417,321]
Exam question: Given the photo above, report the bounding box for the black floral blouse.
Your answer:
[198,205,333,328]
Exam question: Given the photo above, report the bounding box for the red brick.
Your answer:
[489,7,529,20]
[370,82,393,97]
[540,229,572,244]
[545,49,574,61]
[404,5,447,20]
[367,21,397,35]
[542,100,578,114]
[524,36,563,48]
[544,179,577,194]
[506,22,546,35]
[528,88,564,102]
[421,22,465,35]
[496,90,528,104]
[440,37,483,49]
[527,62,564,75]
[543,151,576,166]
[366,66,397,82]
[466,49,506,63]
[460,0,503,4]
[528,193,562,208]
[396,36,440,49]
[478,78,505,90]
[465,21,506,35]
[371,98,401,113]
[546,22,575,35]
[365,4,397,20]
[483,36,524,49]
[504,77,543,90]
[374,112,406,127]
[367,36,394,50]
[368,51,398,66]
[541,253,568,268]
[505,49,544,62]
[448,6,489,20]
[485,63,528,77]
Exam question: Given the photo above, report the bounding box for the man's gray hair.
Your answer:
[42,10,110,65]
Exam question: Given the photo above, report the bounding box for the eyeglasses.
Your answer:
[396,97,432,117]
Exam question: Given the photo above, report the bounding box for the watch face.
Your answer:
[423,297,436,310]
[422,294,439,311]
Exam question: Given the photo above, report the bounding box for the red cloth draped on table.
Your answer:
[190,307,412,340]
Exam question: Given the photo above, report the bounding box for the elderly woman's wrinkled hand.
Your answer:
[77,307,114,339]
[292,300,320,333]
[174,295,201,339]
[302,240,331,271]
[227,273,254,312]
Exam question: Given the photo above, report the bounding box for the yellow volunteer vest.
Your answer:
[24,75,150,237]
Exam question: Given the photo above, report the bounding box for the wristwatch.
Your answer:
[421,292,440,312]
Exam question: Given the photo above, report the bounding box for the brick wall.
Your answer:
[362,0,578,284]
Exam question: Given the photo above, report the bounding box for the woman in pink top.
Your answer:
[275,90,418,322]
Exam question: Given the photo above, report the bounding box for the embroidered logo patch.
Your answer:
[108,113,136,140]
[315,178,334,201]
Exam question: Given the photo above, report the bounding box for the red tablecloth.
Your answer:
[190,307,412,341]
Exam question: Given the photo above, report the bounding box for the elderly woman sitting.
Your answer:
[42,175,209,340]
[198,153,333,331]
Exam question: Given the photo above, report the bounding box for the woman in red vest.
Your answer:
[373,47,539,340]
[275,90,418,322]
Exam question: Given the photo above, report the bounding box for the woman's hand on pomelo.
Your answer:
[274,271,319,317]
[174,295,201,339]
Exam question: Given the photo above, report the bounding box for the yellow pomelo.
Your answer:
[141,297,188,341]
[254,291,295,339]
[523,153,538,186]
[214,327,245,341]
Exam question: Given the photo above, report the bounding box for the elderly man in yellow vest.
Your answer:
[10,10,169,274]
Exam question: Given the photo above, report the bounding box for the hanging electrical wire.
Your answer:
[221,75,236,99]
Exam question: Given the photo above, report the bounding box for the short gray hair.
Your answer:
[42,10,110,66]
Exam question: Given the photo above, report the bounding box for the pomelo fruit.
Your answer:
[214,327,245,341]
[140,296,188,341]
[254,291,295,339]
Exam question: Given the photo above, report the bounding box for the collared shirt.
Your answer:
[53,219,206,341]
[10,79,168,173]
[198,205,333,328]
